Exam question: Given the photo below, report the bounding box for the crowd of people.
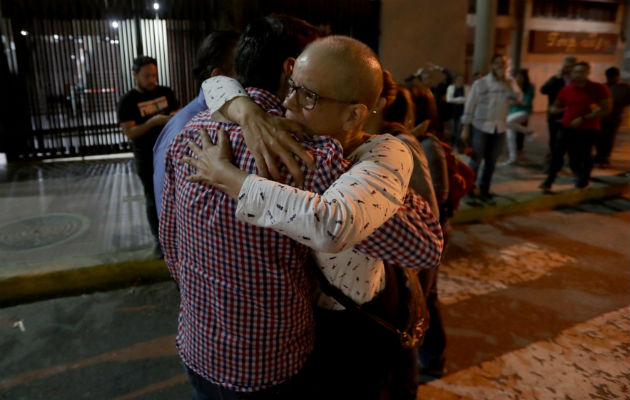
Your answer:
[116,13,628,400]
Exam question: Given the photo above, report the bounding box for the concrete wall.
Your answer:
[380,0,468,82]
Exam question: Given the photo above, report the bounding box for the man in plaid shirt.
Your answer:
[161,17,443,399]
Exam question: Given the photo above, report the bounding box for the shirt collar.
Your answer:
[246,87,285,113]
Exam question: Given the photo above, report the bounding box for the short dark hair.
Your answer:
[605,66,620,79]
[193,30,240,84]
[132,56,157,73]
[491,53,505,63]
[574,61,590,70]
[234,15,323,94]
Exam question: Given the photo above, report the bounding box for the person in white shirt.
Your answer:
[445,74,469,150]
[461,54,521,203]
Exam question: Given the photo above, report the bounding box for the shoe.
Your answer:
[575,180,590,189]
[479,192,496,205]
[538,180,552,193]
[499,159,517,167]
[525,131,538,142]
[418,358,446,383]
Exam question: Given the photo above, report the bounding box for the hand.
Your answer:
[184,128,247,199]
[149,114,171,127]
[240,105,315,185]
[410,120,430,138]
[461,124,471,143]
[570,116,583,128]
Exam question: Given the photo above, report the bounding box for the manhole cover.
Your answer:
[0,213,90,252]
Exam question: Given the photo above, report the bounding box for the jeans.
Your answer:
[506,111,530,162]
[544,127,596,187]
[595,117,621,163]
[449,117,463,149]
[468,127,505,194]
[133,148,160,249]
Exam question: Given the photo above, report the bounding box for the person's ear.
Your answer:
[374,97,387,115]
[283,57,295,77]
[210,67,224,78]
[342,104,369,131]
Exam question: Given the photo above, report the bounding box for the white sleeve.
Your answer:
[235,135,413,253]
[201,76,248,118]
[446,85,456,103]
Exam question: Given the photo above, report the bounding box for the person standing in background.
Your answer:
[594,66,630,167]
[461,54,521,204]
[540,56,576,172]
[540,61,611,192]
[118,56,179,258]
[503,68,535,165]
[445,74,469,151]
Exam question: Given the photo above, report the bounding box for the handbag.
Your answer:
[312,261,429,349]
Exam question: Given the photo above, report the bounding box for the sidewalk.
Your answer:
[0,113,628,306]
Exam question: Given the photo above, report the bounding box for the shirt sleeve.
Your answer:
[421,137,449,205]
[201,76,248,117]
[235,135,413,253]
[353,188,443,270]
[461,80,480,125]
[159,139,180,282]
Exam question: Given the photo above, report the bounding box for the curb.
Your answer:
[2,178,627,307]
[0,258,171,307]
[452,178,629,224]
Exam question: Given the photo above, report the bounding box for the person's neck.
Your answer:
[341,129,370,156]
[575,80,587,88]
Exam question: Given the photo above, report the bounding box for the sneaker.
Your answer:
[575,180,590,189]
[479,192,497,205]
[538,180,552,193]
[418,358,446,383]
[499,159,517,167]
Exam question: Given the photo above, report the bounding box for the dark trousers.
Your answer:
[309,307,399,400]
[544,127,596,186]
[133,149,160,247]
[186,364,313,400]
[417,266,446,369]
[546,114,563,154]
[594,118,621,164]
[468,127,505,194]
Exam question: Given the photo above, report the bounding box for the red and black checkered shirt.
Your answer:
[160,88,443,392]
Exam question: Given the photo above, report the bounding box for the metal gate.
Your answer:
[0,0,380,162]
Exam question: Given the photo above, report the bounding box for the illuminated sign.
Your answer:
[529,31,617,54]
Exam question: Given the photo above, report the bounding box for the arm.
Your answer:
[187,130,413,253]
[202,76,314,184]
[120,114,171,140]
[159,142,180,282]
[549,99,566,116]
[421,138,449,205]
[353,189,443,270]
[540,76,558,95]
[460,81,480,141]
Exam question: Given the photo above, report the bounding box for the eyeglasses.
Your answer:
[286,77,357,111]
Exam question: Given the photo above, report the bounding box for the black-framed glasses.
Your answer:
[286,77,357,110]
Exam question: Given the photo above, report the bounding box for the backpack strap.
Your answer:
[312,262,428,349]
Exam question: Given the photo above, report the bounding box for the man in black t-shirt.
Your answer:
[118,56,179,258]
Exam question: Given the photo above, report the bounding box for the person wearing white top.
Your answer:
[461,55,521,202]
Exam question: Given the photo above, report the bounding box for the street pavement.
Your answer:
[1,200,628,399]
